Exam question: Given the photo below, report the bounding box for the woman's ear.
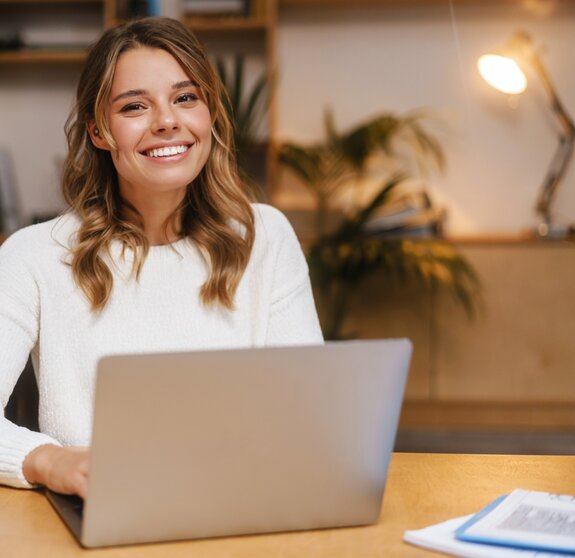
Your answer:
[87,122,111,151]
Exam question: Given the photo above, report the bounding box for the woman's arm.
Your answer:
[0,230,63,488]
[259,206,324,346]
[267,275,324,345]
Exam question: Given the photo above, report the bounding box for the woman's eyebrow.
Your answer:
[111,81,197,103]
[173,80,197,90]
[111,89,146,103]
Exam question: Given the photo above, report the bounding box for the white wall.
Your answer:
[0,65,78,224]
[275,2,575,236]
[1,2,575,235]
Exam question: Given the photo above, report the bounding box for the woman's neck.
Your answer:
[120,187,186,246]
[144,216,182,246]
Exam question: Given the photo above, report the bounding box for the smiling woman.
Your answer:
[0,17,323,499]
[63,17,251,313]
[89,47,213,244]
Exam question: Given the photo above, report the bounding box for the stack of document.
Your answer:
[363,190,446,238]
[404,489,575,557]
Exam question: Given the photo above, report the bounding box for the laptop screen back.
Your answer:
[81,339,412,547]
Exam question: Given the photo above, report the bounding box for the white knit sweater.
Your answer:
[0,203,323,488]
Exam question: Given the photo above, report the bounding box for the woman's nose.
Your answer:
[153,106,180,133]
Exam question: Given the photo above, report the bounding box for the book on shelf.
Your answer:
[118,0,180,19]
[183,0,251,17]
[0,29,22,51]
[19,24,101,49]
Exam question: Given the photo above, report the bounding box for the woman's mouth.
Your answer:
[144,144,191,158]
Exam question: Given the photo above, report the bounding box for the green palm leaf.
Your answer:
[279,108,481,339]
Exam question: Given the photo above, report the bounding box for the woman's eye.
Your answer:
[177,93,199,103]
[120,102,146,112]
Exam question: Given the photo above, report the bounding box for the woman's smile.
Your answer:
[143,143,192,159]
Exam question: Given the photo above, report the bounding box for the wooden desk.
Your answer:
[2,452,574,557]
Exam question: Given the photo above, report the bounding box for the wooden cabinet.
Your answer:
[434,242,575,402]
[344,239,575,429]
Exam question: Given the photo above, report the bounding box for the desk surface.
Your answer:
[2,452,573,557]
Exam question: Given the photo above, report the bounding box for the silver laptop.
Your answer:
[46,339,412,548]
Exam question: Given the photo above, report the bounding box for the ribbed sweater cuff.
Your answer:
[0,427,61,488]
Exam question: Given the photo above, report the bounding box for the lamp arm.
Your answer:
[529,51,575,223]
[536,136,575,222]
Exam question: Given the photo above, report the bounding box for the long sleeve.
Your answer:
[0,232,60,488]
[261,207,324,346]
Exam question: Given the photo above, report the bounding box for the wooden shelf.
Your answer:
[444,233,575,245]
[0,49,87,63]
[182,16,270,32]
[280,0,522,5]
[400,401,575,430]
[0,0,101,4]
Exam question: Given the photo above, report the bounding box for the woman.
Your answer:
[0,17,323,498]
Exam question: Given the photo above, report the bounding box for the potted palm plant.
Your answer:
[279,110,480,340]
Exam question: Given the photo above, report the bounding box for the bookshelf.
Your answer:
[0,1,274,62]
[0,0,108,63]
[0,0,278,190]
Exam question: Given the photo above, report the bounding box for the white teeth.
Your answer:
[147,145,189,158]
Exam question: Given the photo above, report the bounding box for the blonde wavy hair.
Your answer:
[62,17,255,312]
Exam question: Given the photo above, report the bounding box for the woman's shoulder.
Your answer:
[0,213,80,257]
[249,203,308,271]
[251,203,296,238]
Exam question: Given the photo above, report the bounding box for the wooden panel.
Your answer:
[399,401,575,430]
[327,238,575,427]
[0,50,87,63]
[182,16,270,32]
[434,242,575,401]
[343,275,433,400]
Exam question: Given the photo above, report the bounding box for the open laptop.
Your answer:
[46,338,412,548]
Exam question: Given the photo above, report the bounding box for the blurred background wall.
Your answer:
[275,2,575,236]
[1,2,574,236]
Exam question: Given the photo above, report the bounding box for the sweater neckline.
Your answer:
[109,236,198,263]
[148,237,190,252]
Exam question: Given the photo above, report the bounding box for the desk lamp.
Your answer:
[478,30,575,238]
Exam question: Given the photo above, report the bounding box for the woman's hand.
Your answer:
[23,444,89,499]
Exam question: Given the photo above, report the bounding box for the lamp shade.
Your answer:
[478,54,527,95]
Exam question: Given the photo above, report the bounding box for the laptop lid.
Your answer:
[76,339,412,547]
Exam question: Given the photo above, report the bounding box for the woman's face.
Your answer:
[91,47,212,205]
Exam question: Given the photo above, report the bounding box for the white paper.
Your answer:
[460,490,575,551]
[404,515,566,558]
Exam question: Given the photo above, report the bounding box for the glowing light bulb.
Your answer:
[478,54,527,95]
